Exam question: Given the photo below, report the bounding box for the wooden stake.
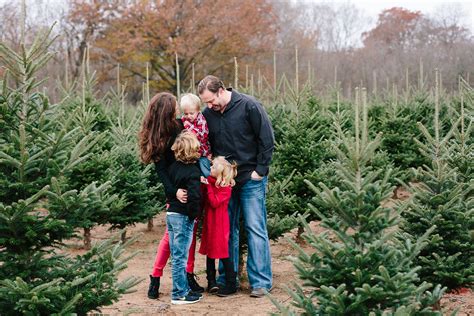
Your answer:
[192,62,195,94]
[355,87,360,155]
[234,57,238,89]
[273,51,277,93]
[175,52,180,100]
[362,87,368,146]
[295,46,299,92]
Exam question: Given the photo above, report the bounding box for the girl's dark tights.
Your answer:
[206,257,233,275]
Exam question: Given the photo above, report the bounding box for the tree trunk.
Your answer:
[238,250,245,279]
[147,218,154,231]
[121,229,127,243]
[296,224,305,244]
[83,227,91,250]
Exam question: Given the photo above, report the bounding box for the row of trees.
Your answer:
[1,1,472,102]
[0,26,165,314]
[267,77,473,314]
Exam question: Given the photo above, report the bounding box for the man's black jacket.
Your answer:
[203,89,275,188]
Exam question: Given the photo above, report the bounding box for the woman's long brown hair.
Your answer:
[139,92,180,164]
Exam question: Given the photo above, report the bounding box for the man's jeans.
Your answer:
[218,176,272,290]
[166,213,195,299]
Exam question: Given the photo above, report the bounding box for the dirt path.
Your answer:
[66,212,473,315]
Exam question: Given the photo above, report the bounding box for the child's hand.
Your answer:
[200,176,208,184]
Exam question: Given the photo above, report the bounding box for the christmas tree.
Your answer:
[399,73,474,290]
[272,88,444,315]
[105,87,163,241]
[0,26,140,315]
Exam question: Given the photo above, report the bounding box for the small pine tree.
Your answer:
[271,90,445,315]
[105,96,162,241]
[61,66,118,248]
[0,25,140,315]
[266,171,300,240]
[269,99,334,241]
[400,75,474,290]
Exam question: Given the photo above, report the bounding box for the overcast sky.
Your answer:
[2,0,473,33]
[304,0,474,31]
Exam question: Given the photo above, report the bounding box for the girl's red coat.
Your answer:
[198,176,231,259]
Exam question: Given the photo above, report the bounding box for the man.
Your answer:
[198,75,274,298]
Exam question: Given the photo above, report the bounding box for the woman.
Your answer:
[138,92,204,299]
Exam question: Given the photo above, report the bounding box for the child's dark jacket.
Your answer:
[167,161,201,220]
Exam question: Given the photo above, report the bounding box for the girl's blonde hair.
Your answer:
[212,156,237,187]
[171,131,201,164]
[180,93,201,111]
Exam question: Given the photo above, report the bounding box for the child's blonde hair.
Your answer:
[212,156,237,187]
[171,131,201,164]
[180,93,201,111]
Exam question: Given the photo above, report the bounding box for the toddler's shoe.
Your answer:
[187,272,205,293]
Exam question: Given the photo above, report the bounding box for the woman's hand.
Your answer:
[176,189,188,203]
[200,176,209,184]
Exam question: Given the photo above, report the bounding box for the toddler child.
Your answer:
[167,131,203,305]
[179,93,212,177]
[199,156,238,297]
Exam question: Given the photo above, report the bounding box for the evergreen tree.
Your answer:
[268,98,334,239]
[399,75,474,290]
[266,171,300,240]
[0,26,140,315]
[271,90,444,315]
[105,93,163,241]
[60,65,118,248]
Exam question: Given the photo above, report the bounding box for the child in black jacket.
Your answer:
[167,131,203,305]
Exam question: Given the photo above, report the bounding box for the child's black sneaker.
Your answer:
[147,275,160,299]
[187,273,205,293]
[189,291,203,299]
[171,293,201,305]
[207,280,219,294]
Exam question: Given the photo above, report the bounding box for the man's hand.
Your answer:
[176,189,188,203]
[250,170,263,181]
[200,176,209,184]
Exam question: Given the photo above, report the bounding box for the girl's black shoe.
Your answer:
[147,275,160,299]
[187,273,205,293]
[206,268,219,294]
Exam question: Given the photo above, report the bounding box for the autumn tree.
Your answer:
[67,0,277,96]
[63,0,120,81]
[362,7,425,51]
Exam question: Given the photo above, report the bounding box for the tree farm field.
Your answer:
[63,208,474,315]
[2,2,474,314]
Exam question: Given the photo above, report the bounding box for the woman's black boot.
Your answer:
[147,275,160,299]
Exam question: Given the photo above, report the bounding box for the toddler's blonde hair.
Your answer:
[180,93,201,111]
[212,156,237,187]
[171,131,201,164]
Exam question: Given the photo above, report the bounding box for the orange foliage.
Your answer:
[68,0,278,93]
[362,7,424,50]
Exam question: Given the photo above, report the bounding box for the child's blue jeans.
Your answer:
[166,213,195,299]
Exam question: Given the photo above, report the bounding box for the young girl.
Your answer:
[179,93,212,177]
[138,92,203,300]
[199,156,238,297]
